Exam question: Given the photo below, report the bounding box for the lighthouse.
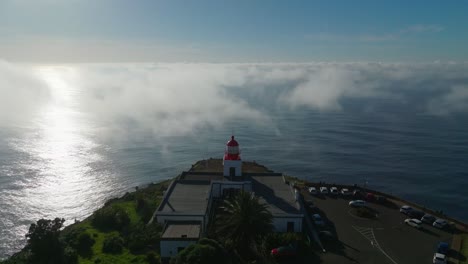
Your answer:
[223,135,242,178]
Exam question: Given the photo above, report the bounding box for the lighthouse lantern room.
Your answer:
[223,136,242,178]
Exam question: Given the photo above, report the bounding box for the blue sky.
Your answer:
[1,0,467,62]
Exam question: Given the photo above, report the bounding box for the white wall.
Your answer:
[160,240,197,258]
[223,159,242,176]
[272,216,303,232]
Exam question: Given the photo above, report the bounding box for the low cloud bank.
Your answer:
[1,61,468,137]
[0,61,50,125]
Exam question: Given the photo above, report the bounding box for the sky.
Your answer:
[1,0,467,62]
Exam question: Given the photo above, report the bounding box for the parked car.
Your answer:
[330,187,338,195]
[437,242,449,255]
[433,219,448,229]
[353,189,363,199]
[320,187,329,195]
[340,188,351,196]
[271,244,297,257]
[400,205,413,215]
[421,214,436,224]
[408,209,425,219]
[308,186,318,195]
[349,200,367,207]
[404,218,422,229]
[312,214,326,227]
[365,193,376,202]
[433,253,447,264]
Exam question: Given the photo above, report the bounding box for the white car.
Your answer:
[433,219,448,229]
[404,218,422,229]
[330,187,338,195]
[312,214,326,227]
[433,253,447,264]
[320,187,329,194]
[308,187,317,195]
[349,200,367,207]
[340,188,351,196]
[399,205,413,215]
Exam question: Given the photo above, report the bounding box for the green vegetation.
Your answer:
[461,233,468,264]
[212,191,274,261]
[1,180,171,264]
[171,238,232,264]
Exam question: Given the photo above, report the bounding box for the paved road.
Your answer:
[304,192,454,264]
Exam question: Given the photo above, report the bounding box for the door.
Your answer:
[287,221,295,232]
[229,167,236,177]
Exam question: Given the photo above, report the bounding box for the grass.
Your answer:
[62,180,171,264]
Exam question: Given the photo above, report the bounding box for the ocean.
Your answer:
[1,62,468,259]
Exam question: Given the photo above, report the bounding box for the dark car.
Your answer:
[353,190,363,199]
[408,209,425,219]
[437,242,449,255]
[365,193,376,202]
[271,244,297,257]
[421,214,436,224]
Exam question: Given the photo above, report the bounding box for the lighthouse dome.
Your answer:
[226,136,239,147]
[224,136,240,160]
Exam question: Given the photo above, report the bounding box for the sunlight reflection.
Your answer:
[9,66,120,236]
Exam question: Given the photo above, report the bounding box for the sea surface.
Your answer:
[1,63,468,259]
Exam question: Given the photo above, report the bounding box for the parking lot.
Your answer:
[303,189,458,264]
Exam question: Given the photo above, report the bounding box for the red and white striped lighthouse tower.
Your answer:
[223,135,242,178]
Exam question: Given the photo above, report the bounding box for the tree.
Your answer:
[76,232,95,257]
[215,191,273,256]
[102,233,124,254]
[91,206,130,231]
[173,238,231,264]
[25,218,65,263]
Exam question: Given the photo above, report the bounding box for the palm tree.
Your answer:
[215,191,273,256]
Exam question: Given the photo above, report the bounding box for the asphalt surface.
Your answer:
[303,191,455,264]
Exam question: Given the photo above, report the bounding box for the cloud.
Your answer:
[0,61,50,125]
[2,62,468,138]
[427,85,468,115]
[75,63,271,139]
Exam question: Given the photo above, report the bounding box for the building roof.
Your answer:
[251,175,301,216]
[162,222,201,239]
[159,182,210,214]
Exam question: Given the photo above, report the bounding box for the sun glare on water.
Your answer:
[1,66,119,256]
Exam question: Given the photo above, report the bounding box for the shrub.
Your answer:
[102,234,124,254]
[174,238,231,264]
[125,223,162,253]
[76,232,95,257]
[62,246,78,264]
[262,232,301,253]
[92,206,131,231]
[146,251,161,264]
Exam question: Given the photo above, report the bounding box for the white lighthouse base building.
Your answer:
[223,159,242,177]
[153,136,304,260]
